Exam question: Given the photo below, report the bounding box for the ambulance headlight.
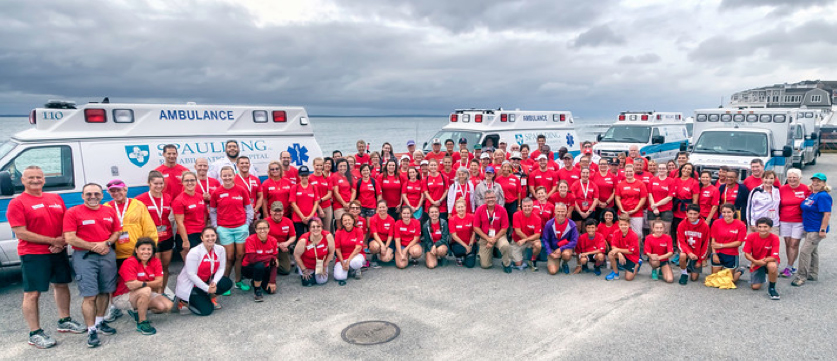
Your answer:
[112,109,134,123]
[253,110,268,123]
[300,117,309,125]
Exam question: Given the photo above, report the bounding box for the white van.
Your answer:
[689,108,793,183]
[593,111,689,163]
[789,109,822,168]
[0,100,322,266]
[423,109,580,159]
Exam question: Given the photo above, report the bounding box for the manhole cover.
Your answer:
[341,321,400,345]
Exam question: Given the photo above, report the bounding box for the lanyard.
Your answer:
[455,182,467,199]
[238,174,252,193]
[486,208,496,225]
[208,249,216,275]
[198,178,210,194]
[580,180,591,200]
[147,194,164,223]
[113,199,129,226]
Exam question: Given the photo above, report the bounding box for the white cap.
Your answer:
[400,154,411,161]
[537,154,548,160]
[432,138,441,144]
[420,160,429,165]
[480,153,490,159]
[499,139,508,145]
[511,152,522,160]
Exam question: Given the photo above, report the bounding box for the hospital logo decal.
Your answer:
[288,143,309,166]
[125,145,150,167]
[566,133,575,147]
[514,134,524,145]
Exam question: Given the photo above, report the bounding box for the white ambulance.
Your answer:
[789,109,822,168]
[0,100,322,266]
[593,111,689,163]
[689,108,793,182]
[423,109,580,159]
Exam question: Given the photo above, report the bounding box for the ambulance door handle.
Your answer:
[111,166,119,176]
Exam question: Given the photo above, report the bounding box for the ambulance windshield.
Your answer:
[599,125,651,143]
[693,131,768,157]
[424,131,481,152]
[0,141,15,160]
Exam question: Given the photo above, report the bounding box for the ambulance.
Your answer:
[0,100,322,266]
[423,108,580,159]
[593,111,689,162]
[689,108,793,183]
[789,109,821,168]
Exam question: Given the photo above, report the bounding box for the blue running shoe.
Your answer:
[606,271,620,281]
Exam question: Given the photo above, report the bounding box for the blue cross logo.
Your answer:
[566,133,575,147]
[125,145,150,167]
[288,143,309,166]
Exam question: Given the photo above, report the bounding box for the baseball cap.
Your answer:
[406,140,416,146]
[510,152,522,160]
[400,154,411,161]
[420,160,429,166]
[432,138,441,145]
[480,153,490,159]
[537,154,547,160]
[458,137,468,144]
[107,179,126,190]
[499,139,507,145]
[485,147,496,153]
[811,173,827,181]
[474,144,482,150]
[270,201,284,212]
[561,153,573,160]
[485,166,495,173]
[298,166,310,176]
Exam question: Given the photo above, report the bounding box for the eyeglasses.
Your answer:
[183,179,196,183]
[349,206,361,210]
[83,192,103,197]
[269,168,280,171]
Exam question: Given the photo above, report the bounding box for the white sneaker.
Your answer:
[103,305,122,322]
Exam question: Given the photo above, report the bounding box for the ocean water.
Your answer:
[0,116,609,155]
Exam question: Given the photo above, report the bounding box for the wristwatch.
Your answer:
[821,229,827,232]
[141,281,147,288]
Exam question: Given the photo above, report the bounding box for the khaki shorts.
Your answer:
[510,240,538,263]
[113,291,162,310]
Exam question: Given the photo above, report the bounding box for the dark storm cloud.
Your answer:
[570,25,625,48]
[617,53,661,65]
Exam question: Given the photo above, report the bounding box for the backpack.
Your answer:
[356,177,378,197]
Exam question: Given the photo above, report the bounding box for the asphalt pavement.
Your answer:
[1,156,836,360]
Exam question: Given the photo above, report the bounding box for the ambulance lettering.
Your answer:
[159,110,235,121]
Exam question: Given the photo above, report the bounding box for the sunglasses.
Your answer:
[84,192,103,197]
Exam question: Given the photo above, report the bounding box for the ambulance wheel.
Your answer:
[809,157,817,166]
[793,161,803,169]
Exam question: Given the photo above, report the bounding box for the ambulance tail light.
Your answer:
[253,110,268,123]
[641,115,648,121]
[84,109,106,123]
[450,114,458,122]
[112,109,134,123]
[560,114,566,121]
[618,115,625,121]
[475,114,483,123]
[272,111,287,122]
[29,110,36,125]
[501,114,507,122]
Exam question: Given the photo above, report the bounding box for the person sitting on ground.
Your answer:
[743,217,781,300]
[644,220,674,283]
[112,238,173,335]
[175,227,232,316]
[293,218,335,287]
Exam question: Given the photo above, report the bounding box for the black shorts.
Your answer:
[621,258,639,273]
[711,253,739,269]
[157,237,175,252]
[685,258,703,274]
[570,210,591,222]
[360,207,375,218]
[175,233,203,251]
[646,210,673,222]
[581,254,601,264]
[21,252,73,292]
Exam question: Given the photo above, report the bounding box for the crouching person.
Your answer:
[113,238,173,335]
[606,214,641,281]
[744,217,781,300]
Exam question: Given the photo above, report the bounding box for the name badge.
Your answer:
[118,232,130,244]
[488,229,496,237]
[156,225,167,233]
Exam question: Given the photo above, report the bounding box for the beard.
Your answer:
[227,150,239,158]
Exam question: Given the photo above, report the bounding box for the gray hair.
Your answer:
[786,168,802,179]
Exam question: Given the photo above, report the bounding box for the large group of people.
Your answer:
[9,137,832,349]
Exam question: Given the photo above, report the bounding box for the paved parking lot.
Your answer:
[1,157,836,360]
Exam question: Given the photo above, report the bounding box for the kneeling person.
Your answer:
[474,190,512,272]
[113,238,173,335]
[710,204,746,283]
[606,214,641,281]
[744,217,781,300]
[644,221,674,283]
[511,198,542,271]
[542,203,577,275]
[676,205,710,285]
[243,220,279,301]
[574,219,606,276]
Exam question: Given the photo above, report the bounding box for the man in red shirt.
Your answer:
[64,183,122,348]
[266,202,297,275]
[9,166,85,348]
[280,151,299,184]
[556,153,580,184]
[354,140,370,169]
[426,138,446,162]
[155,144,190,200]
[743,158,780,189]
[473,190,511,272]
[744,217,781,300]
[511,198,542,271]
[676,205,710,285]
[574,219,606,275]
[235,156,263,225]
[529,155,557,198]
[529,135,553,160]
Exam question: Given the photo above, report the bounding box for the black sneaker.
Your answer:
[503,265,512,274]
[678,274,688,285]
[768,288,780,300]
[97,321,116,335]
[87,330,101,348]
[254,288,264,303]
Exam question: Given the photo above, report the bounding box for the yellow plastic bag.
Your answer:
[704,268,737,289]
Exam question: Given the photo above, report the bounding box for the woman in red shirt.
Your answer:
[293,218,335,287]
[778,168,810,277]
[242,220,278,302]
[698,170,720,222]
[112,238,172,335]
[334,213,365,285]
[468,160,483,188]
[368,200,395,266]
[533,187,555,227]
[369,152,382,178]
[378,159,402,219]
[261,161,293,220]
[597,208,619,246]
[647,164,675,235]
[423,160,448,220]
[672,163,699,237]
[592,158,618,208]
[497,162,522,225]
[709,204,746,283]
[401,168,424,218]
[136,171,174,294]
[210,166,252,293]
[571,168,599,230]
[173,171,207,263]
[353,164,381,219]
[290,166,321,237]
[448,199,477,267]
[394,206,422,268]
[331,159,354,228]
[549,180,575,215]
[615,164,648,237]
[310,158,334,233]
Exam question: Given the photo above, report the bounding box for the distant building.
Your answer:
[728,80,836,109]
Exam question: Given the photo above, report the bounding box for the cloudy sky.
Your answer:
[1,0,835,117]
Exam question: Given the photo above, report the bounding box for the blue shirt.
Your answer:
[801,191,832,232]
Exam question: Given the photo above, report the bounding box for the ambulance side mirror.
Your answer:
[651,135,664,145]
[810,133,818,140]
[680,142,688,152]
[0,171,13,196]
[596,134,603,142]
[782,145,792,158]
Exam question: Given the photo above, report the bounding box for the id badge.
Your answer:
[156,225,167,234]
[582,201,589,208]
[488,228,496,238]
[521,178,527,186]
[315,259,324,275]
[117,232,130,244]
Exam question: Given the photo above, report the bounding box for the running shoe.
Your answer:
[87,330,101,348]
[338,280,347,286]
[136,321,157,335]
[354,269,363,280]
[362,260,370,270]
[177,300,191,315]
[678,274,688,285]
[780,267,793,278]
[768,288,780,300]
[582,265,591,273]
[410,259,419,267]
[97,321,116,335]
[527,260,538,272]
[651,268,659,280]
[28,330,56,349]
[671,253,680,265]
[127,309,138,323]
[605,271,619,281]
[103,306,122,322]
[593,267,601,276]
[455,258,464,267]
[561,261,570,274]
[254,288,264,302]
[57,317,85,334]
[235,281,251,291]
[221,290,231,296]
[503,265,512,274]
[211,298,222,310]
[372,261,381,269]
[348,269,356,279]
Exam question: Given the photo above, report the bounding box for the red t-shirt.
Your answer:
[698,184,720,218]
[355,178,380,209]
[743,232,781,270]
[330,173,352,211]
[677,219,710,261]
[210,185,250,227]
[448,213,475,245]
[496,175,521,205]
[196,248,221,283]
[355,215,367,236]
[592,171,622,206]
[369,214,395,242]
[423,174,448,212]
[533,200,555,227]
[648,177,676,212]
[442,168,457,184]
[616,180,648,217]
[8,192,65,255]
[401,180,423,209]
[529,168,556,193]
[425,151,446,163]
[597,222,619,244]
[283,166,299,185]
[299,232,330,270]
[673,177,699,219]
[155,164,190,200]
[267,216,295,243]
[309,174,332,208]
[289,183,318,223]
[576,232,607,254]
[611,230,640,263]
[643,234,673,262]
[720,183,742,218]
[779,184,810,222]
[557,167,580,184]
[354,153,370,168]
[634,172,653,187]
[242,234,278,266]
[394,219,421,246]
[194,177,221,199]
[135,192,173,240]
[115,256,162,297]
[172,192,207,235]
[428,221,443,242]
[378,174,403,208]
[512,211,542,242]
[743,175,780,191]
[63,205,121,250]
[336,227,364,256]
[235,174,261,209]
[710,218,746,256]
[570,180,599,213]
[261,178,294,212]
[549,191,576,210]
